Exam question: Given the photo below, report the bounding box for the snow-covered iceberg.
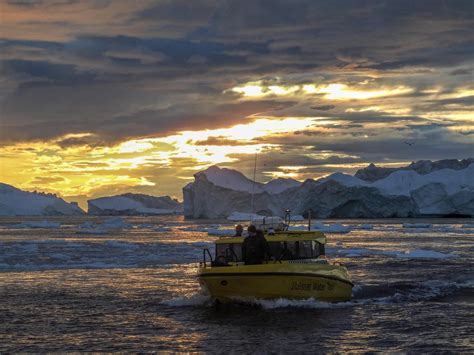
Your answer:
[88,193,182,215]
[183,159,474,219]
[0,183,84,216]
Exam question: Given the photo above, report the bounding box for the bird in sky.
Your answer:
[405,141,415,147]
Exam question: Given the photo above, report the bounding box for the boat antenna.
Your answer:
[308,208,312,231]
[250,153,258,216]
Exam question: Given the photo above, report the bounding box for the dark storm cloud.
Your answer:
[2,59,96,84]
[308,130,473,161]
[0,0,473,160]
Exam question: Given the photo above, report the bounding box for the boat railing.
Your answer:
[202,248,213,267]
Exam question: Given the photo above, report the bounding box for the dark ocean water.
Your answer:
[0,216,472,352]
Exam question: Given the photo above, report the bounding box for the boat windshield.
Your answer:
[215,240,324,262]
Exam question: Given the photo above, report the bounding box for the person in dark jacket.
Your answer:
[242,227,272,265]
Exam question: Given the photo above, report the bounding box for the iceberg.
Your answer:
[184,159,474,219]
[0,183,84,216]
[88,193,182,215]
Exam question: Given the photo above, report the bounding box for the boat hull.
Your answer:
[198,263,353,302]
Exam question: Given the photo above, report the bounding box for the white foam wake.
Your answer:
[161,293,212,307]
[160,279,474,309]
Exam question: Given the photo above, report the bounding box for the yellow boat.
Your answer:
[198,230,353,303]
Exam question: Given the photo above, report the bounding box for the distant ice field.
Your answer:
[0,215,472,352]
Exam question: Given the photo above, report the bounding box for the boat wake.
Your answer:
[161,292,213,307]
[161,279,474,309]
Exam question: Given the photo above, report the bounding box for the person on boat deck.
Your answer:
[242,226,272,265]
[212,254,228,267]
[234,224,243,237]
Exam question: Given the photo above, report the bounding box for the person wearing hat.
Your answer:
[241,225,272,265]
[234,224,244,237]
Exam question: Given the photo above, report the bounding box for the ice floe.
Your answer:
[355,224,374,230]
[11,220,61,229]
[207,228,235,236]
[402,223,432,228]
[330,246,456,259]
[227,212,265,221]
[287,223,351,233]
[76,217,132,234]
[154,226,173,232]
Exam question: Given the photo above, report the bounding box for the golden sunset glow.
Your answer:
[0,0,471,211]
[231,81,414,100]
[0,116,321,207]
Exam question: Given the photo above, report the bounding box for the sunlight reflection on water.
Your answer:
[0,216,472,352]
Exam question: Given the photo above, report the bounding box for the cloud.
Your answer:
[30,175,66,184]
[0,0,473,199]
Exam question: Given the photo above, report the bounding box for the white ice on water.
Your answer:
[12,220,61,229]
[76,217,132,234]
[330,246,457,259]
[403,223,433,228]
[227,212,265,221]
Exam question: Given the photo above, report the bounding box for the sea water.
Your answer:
[0,216,472,352]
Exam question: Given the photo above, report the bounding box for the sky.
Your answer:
[0,0,473,208]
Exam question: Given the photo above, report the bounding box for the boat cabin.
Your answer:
[212,231,326,265]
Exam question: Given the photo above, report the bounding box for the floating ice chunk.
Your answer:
[179,226,210,232]
[331,246,456,260]
[79,221,94,229]
[395,249,456,259]
[105,240,140,250]
[207,228,235,236]
[402,223,432,228]
[288,223,351,233]
[12,220,61,229]
[154,226,173,232]
[100,217,132,230]
[75,229,109,235]
[136,223,154,229]
[227,212,265,221]
[288,225,308,231]
[314,223,352,234]
[76,217,131,235]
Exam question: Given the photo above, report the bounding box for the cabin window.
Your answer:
[313,241,325,256]
[286,241,298,258]
[231,244,243,261]
[268,242,283,258]
[216,243,242,262]
[278,241,325,260]
[299,241,313,258]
